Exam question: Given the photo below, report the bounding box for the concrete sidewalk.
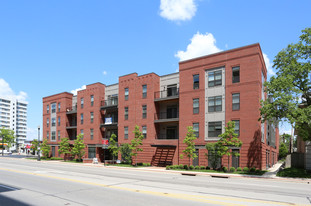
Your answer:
[262,162,284,178]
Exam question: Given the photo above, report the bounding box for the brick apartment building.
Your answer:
[42,43,279,170]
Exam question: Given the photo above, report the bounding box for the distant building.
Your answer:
[0,97,28,151]
[42,43,279,170]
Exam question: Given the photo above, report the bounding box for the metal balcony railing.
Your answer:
[154,88,179,99]
[66,105,77,113]
[66,122,77,127]
[155,134,179,140]
[154,112,179,120]
[100,118,118,125]
[101,98,118,107]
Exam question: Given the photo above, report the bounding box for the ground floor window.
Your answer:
[208,150,221,169]
[88,147,96,159]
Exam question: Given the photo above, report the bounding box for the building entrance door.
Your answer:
[193,149,199,166]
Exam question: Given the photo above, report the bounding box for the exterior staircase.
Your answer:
[151,147,176,166]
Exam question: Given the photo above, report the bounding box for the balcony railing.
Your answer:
[101,98,118,107]
[66,105,77,113]
[154,88,179,100]
[155,134,179,140]
[154,112,179,120]
[100,118,118,126]
[66,122,77,128]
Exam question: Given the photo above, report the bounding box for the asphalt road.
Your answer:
[0,157,310,206]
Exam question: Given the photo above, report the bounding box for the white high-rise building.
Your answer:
[0,97,27,152]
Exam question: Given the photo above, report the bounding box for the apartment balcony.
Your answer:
[154,88,179,102]
[100,118,118,128]
[66,105,77,114]
[100,98,118,110]
[155,134,179,140]
[154,112,179,123]
[66,122,77,129]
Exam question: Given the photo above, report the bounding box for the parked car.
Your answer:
[1,150,12,155]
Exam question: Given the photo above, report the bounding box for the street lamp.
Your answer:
[37,126,40,161]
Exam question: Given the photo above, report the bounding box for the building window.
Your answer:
[91,95,94,106]
[81,113,84,124]
[142,125,147,139]
[233,120,240,136]
[80,129,84,137]
[208,122,222,137]
[232,66,240,83]
[58,130,60,140]
[58,103,61,112]
[51,131,56,141]
[47,118,49,127]
[51,103,56,113]
[193,74,199,89]
[47,131,49,140]
[81,98,84,109]
[208,70,222,87]
[142,85,147,98]
[58,116,60,126]
[208,96,222,112]
[124,126,128,139]
[232,93,240,111]
[142,105,147,119]
[90,129,94,140]
[88,147,96,158]
[47,105,49,114]
[90,112,94,123]
[124,107,128,120]
[193,98,199,114]
[125,88,129,101]
[51,118,56,127]
[193,123,199,138]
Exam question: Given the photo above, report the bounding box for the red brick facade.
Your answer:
[42,43,279,170]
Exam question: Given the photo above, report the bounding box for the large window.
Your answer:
[51,103,56,113]
[90,129,94,140]
[125,88,129,100]
[51,131,56,141]
[124,126,128,139]
[91,95,94,106]
[142,125,147,139]
[142,85,147,98]
[58,131,60,140]
[193,74,199,89]
[232,93,240,111]
[90,112,94,123]
[208,70,222,87]
[47,131,49,140]
[58,116,60,126]
[232,66,240,83]
[88,147,96,158]
[193,123,199,138]
[47,105,49,114]
[208,96,222,112]
[58,103,61,112]
[208,122,222,137]
[193,98,199,114]
[47,118,49,127]
[81,98,84,109]
[81,113,84,124]
[233,120,240,136]
[142,105,147,119]
[124,107,128,120]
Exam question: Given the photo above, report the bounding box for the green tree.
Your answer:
[205,142,221,169]
[280,133,291,149]
[108,134,119,163]
[260,27,311,141]
[0,128,15,152]
[279,142,288,159]
[71,134,85,161]
[120,143,132,164]
[217,121,243,169]
[130,125,144,166]
[180,126,197,166]
[30,139,39,154]
[59,137,71,161]
[41,139,51,159]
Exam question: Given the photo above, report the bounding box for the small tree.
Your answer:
[180,126,197,166]
[59,137,71,161]
[120,143,132,164]
[0,128,15,152]
[217,121,243,169]
[205,142,221,169]
[279,142,288,159]
[71,134,85,161]
[130,125,144,166]
[30,139,39,154]
[41,139,51,159]
[108,134,119,163]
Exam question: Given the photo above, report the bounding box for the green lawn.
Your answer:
[277,168,311,178]
[166,168,266,176]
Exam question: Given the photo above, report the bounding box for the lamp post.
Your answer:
[37,126,41,161]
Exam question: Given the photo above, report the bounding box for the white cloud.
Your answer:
[70,85,86,95]
[175,32,222,61]
[263,53,276,76]
[159,0,197,21]
[0,78,28,102]
[103,71,107,76]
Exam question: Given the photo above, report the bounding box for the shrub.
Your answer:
[223,167,228,172]
[205,166,210,170]
[174,165,180,169]
[169,165,174,170]
[230,167,236,173]
[179,164,184,169]
[250,167,256,173]
[166,165,170,170]
[184,165,189,170]
[50,157,63,160]
[255,169,261,174]
[143,163,151,166]
[189,165,194,170]
[137,162,143,166]
[237,167,242,172]
[243,167,249,172]
[195,166,200,170]
[200,166,205,170]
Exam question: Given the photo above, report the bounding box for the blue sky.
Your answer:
[0,0,309,139]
